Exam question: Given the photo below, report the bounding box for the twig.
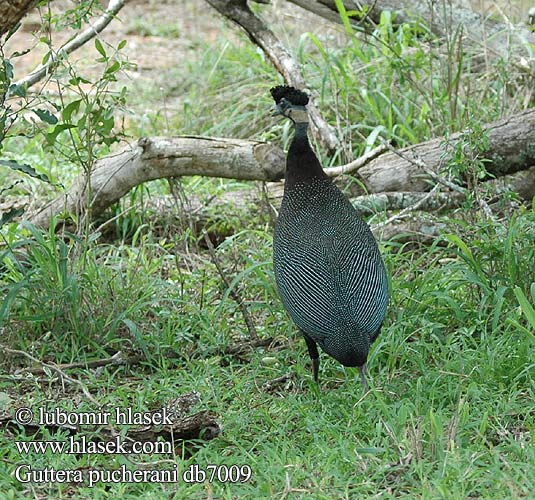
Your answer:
[14,351,143,376]
[223,337,273,355]
[372,183,441,230]
[381,140,494,219]
[1,343,100,407]
[13,0,125,92]
[325,143,388,177]
[353,190,464,215]
[93,202,143,234]
[262,373,293,392]
[202,231,259,340]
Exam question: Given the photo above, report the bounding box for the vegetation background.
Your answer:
[0,0,534,498]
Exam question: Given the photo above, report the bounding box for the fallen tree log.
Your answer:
[93,162,532,247]
[28,109,535,229]
[358,109,535,193]
[29,136,285,228]
[372,213,448,244]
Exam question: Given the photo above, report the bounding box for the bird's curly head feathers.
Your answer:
[270,86,309,106]
[270,86,309,124]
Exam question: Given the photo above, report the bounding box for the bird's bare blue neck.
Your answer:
[285,123,327,185]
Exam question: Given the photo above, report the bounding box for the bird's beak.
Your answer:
[271,103,283,116]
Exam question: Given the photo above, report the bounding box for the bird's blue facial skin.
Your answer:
[272,102,308,124]
[271,104,284,116]
[273,98,291,117]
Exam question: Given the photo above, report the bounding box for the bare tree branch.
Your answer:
[324,143,388,177]
[202,230,259,341]
[205,0,338,152]
[1,341,100,407]
[28,136,286,228]
[12,0,125,92]
[24,111,535,229]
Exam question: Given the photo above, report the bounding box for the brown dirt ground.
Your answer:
[4,0,531,102]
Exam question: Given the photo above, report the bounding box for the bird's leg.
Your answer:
[302,333,320,383]
[359,363,369,392]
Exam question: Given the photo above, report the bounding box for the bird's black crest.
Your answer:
[270,86,309,106]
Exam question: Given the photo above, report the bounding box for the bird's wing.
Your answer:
[330,233,388,334]
[275,243,343,344]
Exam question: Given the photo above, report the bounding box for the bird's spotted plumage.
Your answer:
[270,85,389,389]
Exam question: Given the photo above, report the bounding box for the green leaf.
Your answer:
[0,207,24,228]
[2,59,14,80]
[104,60,120,76]
[62,99,82,122]
[69,75,92,85]
[491,285,509,332]
[10,49,31,58]
[0,160,52,183]
[45,123,77,146]
[94,38,107,58]
[444,233,483,277]
[8,83,26,97]
[118,40,127,50]
[42,51,51,64]
[334,0,354,34]
[514,286,535,331]
[121,318,150,360]
[0,277,30,327]
[34,108,58,124]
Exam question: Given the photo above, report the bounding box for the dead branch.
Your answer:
[25,109,535,230]
[14,339,278,377]
[1,343,100,407]
[203,230,259,340]
[14,351,143,375]
[358,109,535,194]
[352,189,464,215]
[372,213,448,244]
[371,184,442,229]
[205,0,337,151]
[324,143,388,177]
[489,165,535,201]
[29,136,286,228]
[13,0,125,92]
[380,140,495,220]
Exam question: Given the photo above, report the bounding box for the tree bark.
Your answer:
[29,136,285,228]
[358,109,535,194]
[27,108,535,229]
[0,0,40,37]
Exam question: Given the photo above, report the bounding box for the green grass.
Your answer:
[1,212,534,498]
[1,2,535,498]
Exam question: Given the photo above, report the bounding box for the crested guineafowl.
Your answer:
[270,85,389,390]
